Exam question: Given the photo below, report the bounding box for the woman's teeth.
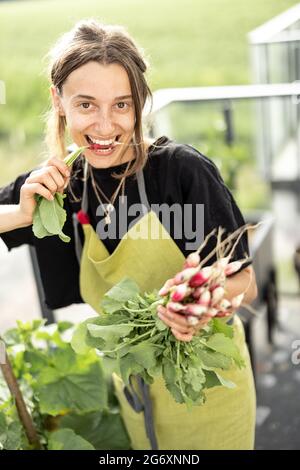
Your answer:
[86,135,119,155]
[87,135,117,146]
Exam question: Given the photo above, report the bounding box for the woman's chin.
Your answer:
[84,146,120,168]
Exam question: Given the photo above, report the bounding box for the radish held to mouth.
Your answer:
[88,143,114,150]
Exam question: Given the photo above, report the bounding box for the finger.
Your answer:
[157,311,193,334]
[161,307,193,329]
[46,156,71,178]
[47,166,68,191]
[22,182,54,201]
[26,173,59,194]
[171,328,194,342]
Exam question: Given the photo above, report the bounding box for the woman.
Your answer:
[0,19,257,450]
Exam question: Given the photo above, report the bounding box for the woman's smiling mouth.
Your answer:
[86,135,121,154]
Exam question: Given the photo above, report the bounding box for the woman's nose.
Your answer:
[93,109,116,136]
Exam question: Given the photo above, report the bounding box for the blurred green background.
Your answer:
[0,0,297,196]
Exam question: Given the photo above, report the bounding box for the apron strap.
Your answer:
[72,213,83,264]
[124,375,159,450]
[136,170,151,213]
[81,159,89,213]
[123,376,144,412]
[72,160,89,265]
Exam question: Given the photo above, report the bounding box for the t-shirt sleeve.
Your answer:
[175,145,251,272]
[0,172,34,250]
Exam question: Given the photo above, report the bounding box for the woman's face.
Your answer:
[51,61,136,169]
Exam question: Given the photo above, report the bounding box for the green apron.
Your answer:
[73,161,256,450]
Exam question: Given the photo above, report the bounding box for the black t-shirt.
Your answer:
[0,136,251,309]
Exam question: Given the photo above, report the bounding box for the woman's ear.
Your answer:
[50,85,65,116]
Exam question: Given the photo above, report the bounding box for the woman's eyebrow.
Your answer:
[73,94,96,100]
[114,95,132,100]
[72,94,132,101]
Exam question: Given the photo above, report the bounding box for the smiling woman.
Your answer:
[51,61,136,168]
[45,20,153,177]
[0,18,257,450]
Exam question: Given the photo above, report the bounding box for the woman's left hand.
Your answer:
[157,305,211,342]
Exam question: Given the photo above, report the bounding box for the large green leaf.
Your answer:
[195,349,232,370]
[23,350,49,374]
[0,420,23,450]
[39,194,70,242]
[87,323,134,349]
[212,318,234,338]
[32,204,52,238]
[60,410,131,450]
[118,354,144,386]
[101,278,140,313]
[38,362,107,416]
[203,370,223,389]
[184,366,206,392]
[206,333,245,367]
[47,428,95,450]
[215,372,236,389]
[129,343,158,370]
[71,317,108,354]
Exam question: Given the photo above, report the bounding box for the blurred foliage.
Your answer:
[163,101,270,210]
[0,0,297,206]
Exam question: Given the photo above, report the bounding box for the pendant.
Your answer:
[104,203,114,225]
[106,203,114,213]
[105,213,111,225]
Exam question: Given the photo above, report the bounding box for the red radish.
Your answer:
[216,256,230,269]
[189,271,208,288]
[197,290,211,307]
[218,298,232,311]
[231,293,244,309]
[183,304,207,316]
[77,210,90,225]
[192,286,204,299]
[202,266,213,278]
[170,284,192,302]
[173,267,199,285]
[183,251,200,268]
[211,286,225,306]
[207,308,218,317]
[158,278,175,296]
[225,261,243,276]
[167,302,186,313]
[209,283,220,292]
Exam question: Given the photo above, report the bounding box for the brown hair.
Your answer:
[44,18,153,180]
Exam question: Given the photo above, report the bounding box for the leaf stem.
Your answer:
[123,298,164,314]
[0,347,41,449]
[101,328,155,354]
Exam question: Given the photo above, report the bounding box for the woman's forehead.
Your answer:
[63,61,132,101]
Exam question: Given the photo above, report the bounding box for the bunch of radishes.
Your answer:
[158,250,245,326]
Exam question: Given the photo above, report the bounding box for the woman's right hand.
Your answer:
[18,157,71,224]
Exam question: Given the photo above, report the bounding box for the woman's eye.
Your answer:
[116,102,128,110]
[80,102,91,109]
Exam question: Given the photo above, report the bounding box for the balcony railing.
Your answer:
[144,82,300,185]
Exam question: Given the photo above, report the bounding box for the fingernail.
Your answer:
[66,171,70,177]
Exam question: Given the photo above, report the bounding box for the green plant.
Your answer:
[0,319,130,450]
[72,273,246,409]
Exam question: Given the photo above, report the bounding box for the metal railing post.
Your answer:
[28,246,55,324]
